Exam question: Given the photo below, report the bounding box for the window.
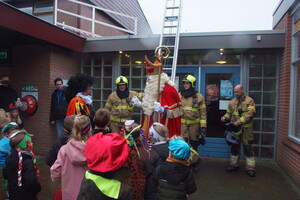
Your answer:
[289,16,300,143]
[33,0,53,16]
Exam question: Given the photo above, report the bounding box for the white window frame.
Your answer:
[288,6,300,144]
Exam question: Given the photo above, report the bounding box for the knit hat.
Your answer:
[9,130,32,150]
[149,122,167,142]
[168,139,191,160]
[2,122,19,134]
[85,133,129,172]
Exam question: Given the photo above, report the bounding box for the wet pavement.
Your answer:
[1,156,300,200]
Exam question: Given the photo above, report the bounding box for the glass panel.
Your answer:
[249,92,262,104]
[103,78,112,88]
[293,63,300,138]
[94,67,101,77]
[255,106,261,118]
[261,134,274,145]
[253,146,260,157]
[263,65,277,77]
[132,78,141,88]
[83,67,91,75]
[253,133,260,145]
[262,120,275,132]
[121,67,130,76]
[253,119,261,131]
[103,90,111,100]
[94,56,102,65]
[249,54,262,64]
[263,79,276,91]
[93,89,101,99]
[249,65,262,77]
[104,55,113,65]
[262,106,275,118]
[103,67,112,76]
[249,78,262,90]
[94,78,101,88]
[132,66,142,76]
[263,54,276,65]
[263,93,276,104]
[261,147,274,159]
[121,54,130,64]
[93,101,101,111]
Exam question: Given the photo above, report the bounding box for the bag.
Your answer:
[54,187,62,200]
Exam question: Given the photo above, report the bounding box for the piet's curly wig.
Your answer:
[65,73,94,103]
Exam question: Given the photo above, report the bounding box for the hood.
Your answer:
[6,148,32,170]
[65,139,87,166]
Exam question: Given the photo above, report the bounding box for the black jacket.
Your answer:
[144,143,168,200]
[77,167,132,200]
[153,162,196,200]
[46,136,69,167]
[4,148,41,200]
[50,88,68,121]
[0,85,18,111]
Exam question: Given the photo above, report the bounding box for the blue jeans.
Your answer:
[55,119,64,138]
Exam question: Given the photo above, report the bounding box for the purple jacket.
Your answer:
[50,139,88,200]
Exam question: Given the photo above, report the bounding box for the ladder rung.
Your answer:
[164,25,177,28]
[162,33,176,37]
[165,16,178,20]
[166,6,179,9]
[165,45,175,48]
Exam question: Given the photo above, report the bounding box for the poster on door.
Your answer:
[220,80,233,99]
[206,84,219,101]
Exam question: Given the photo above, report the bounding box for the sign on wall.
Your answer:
[22,85,38,101]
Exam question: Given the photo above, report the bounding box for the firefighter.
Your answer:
[221,84,256,177]
[105,76,142,133]
[179,74,207,151]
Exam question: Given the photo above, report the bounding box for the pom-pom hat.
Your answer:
[85,133,129,172]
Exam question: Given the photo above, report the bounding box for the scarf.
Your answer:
[166,156,190,167]
[76,92,93,105]
[181,88,197,98]
[116,88,129,99]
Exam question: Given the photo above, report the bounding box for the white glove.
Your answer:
[15,98,22,108]
[153,102,164,113]
[131,96,141,107]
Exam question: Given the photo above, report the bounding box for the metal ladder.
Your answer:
[159,0,183,82]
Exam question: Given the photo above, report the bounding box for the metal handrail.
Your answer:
[54,0,138,37]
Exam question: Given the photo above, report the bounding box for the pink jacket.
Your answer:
[50,139,88,200]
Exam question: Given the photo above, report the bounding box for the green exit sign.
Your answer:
[0,51,7,59]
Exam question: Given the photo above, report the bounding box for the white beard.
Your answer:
[142,73,176,116]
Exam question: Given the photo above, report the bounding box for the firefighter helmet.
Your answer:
[182,74,196,88]
[224,123,242,145]
[115,76,128,86]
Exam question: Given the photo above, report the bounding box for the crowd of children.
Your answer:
[0,107,197,200]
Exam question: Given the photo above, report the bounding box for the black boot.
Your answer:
[226,166,239,172]
[247,170,256,177]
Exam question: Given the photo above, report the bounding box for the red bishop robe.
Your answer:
[142,84,182,138]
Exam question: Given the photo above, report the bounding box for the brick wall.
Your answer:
[275,13,300,186]
[12,44,81,155]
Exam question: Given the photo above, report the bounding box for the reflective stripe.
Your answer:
[85,171,120,199]
[248,105,255,110]
[227,109,232,114]
[181,118,200,124]
[113,105,133,110]
[182,107,199,111]
[232,111,239,116]
[224,114,230,120]
[110,116,129,123]
[200,120,206,124]
[105,102,112,108]
[240,117,246,123]
[246,157,255,167]
[242,123,252,128]
[230,155,239,165]
[199,104,206,109]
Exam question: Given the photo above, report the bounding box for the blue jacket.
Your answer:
[0,137,11,167]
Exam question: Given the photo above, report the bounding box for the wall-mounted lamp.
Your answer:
[257,35,261,41]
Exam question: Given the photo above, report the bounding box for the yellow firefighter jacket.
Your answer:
[105,91,142,123]
[179,92,207,128]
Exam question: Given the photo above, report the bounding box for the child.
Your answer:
[4,129,41,200]
[50,115,92,200]
[92,108,110,135]
[144,122,169,200]
[152,137,197,200]
[46,114,76,167]
[0,122,20,200]
[77,132,132,199]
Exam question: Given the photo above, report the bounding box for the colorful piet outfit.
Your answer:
[66,92,93,117]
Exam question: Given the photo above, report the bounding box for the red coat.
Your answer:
[142,84,182,138]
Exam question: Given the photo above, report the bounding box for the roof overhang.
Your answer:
[0,1,86,52]
[83,30,285,53]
